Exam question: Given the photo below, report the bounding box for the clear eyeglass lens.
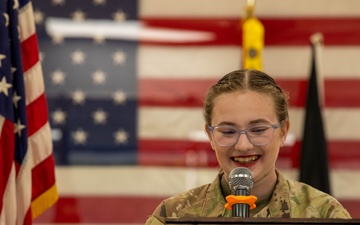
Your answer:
[213,125,275,146]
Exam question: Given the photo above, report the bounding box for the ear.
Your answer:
[205,125,216,150]
[280,119,290,144]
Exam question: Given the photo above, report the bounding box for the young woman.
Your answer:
[145,69,351,225]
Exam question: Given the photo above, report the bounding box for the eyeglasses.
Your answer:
[208,121,284,146]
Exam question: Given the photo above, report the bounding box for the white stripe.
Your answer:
[140,0,360,18]
[0,163,17,225]
[28,123,53,165]
[18,2,35,42]
[138,107,360,140]
[0,116,4,137]
[15,153,33,225]
[24,62,45,105]
[265,46,360,78]
[289,108,360,140]
[138,46,241,79]
[139,46,360,79]
[55,166,360,199]
[138,107,204,139]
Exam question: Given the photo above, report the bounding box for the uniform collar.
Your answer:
[201,169,230,217]
[255,169,292,218]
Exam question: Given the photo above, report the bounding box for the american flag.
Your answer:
[0,0,57,224]
[33,0,360,167]
[29,0,360,223]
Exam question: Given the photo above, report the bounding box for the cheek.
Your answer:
[262,140,281,159]
[213,145,230,159]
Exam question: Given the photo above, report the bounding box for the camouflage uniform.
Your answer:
[145,169,351,225]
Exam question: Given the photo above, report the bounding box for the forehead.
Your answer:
[212,90,277,125]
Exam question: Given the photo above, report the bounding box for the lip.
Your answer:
[231,155,260,167]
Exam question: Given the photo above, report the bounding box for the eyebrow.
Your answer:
[215,119,272,127]
[248,119,271,125]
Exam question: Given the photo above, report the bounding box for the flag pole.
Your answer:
[245,0,255,18]
[310,32,325,107]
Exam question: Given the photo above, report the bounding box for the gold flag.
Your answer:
[242,0,264,71]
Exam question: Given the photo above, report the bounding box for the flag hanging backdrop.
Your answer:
[31,0,360,168]
[0,0,57,224]
[28,0,360,224]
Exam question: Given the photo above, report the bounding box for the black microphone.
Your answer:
[228,167,254,217]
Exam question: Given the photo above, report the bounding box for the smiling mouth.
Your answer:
[233,156,259,164]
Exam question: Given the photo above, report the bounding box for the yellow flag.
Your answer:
[242,1,264,71]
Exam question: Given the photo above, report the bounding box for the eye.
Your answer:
[248,126,270,135]
[217,127,238,135]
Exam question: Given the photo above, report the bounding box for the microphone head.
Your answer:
[228,167,254,194]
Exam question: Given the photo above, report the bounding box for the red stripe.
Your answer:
[21,33,39,72]
[139,78,360,107]
[141,18,360,46]
[32,155,56,201]
[34,196,164,224]
[23,208,32,225]
[26,94,48,137]
[33,196,360,223]
[138,139,360,169]
[0,119,15,213]
[324,79,360,107]
[139,78,213,108]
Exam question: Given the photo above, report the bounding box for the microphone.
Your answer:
[228,167,254,217]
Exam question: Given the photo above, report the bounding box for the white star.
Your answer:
[51,108,67,125]
[12,91,21,108]
[93,34,105,44]
[72,90,86,105]
[34,9,44,25]
[51,34,64,45]
[92,70,106,85]
[71,49,85,65]
[3,13,9,27]
[72,128,88,145]
[39,52,45,63]
[52,0,65,5]
[112,10,126,22]
[112,50,126,65]
[92,108,107,125]
[114,129,128,144]
[13,0,19,10]
[112,90,127,105]
[51,69,65,85]
[0,54,6,67]
[93,0,106,5]
[0,76,12,96]
[14,119,26,137]
[72,9,85,22]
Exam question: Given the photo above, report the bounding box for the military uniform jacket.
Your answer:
[145,169,351,225]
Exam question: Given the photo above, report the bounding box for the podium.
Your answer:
[166,217,360,224]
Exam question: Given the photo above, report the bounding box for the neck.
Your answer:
[251,169,277,201]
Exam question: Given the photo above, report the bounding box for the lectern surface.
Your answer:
[166,217,360,225]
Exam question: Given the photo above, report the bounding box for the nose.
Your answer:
[234,131,253,150]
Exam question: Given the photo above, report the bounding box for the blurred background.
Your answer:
[29,0,360,224]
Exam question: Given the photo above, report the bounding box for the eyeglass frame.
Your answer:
[207,120,285,147]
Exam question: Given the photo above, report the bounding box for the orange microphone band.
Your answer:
[224,195,257,210]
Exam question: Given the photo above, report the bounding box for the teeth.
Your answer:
[234,156,258,163]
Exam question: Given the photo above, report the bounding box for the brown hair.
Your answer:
[203,69,289,126]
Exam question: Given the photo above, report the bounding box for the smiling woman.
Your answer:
[145,69,351,225]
